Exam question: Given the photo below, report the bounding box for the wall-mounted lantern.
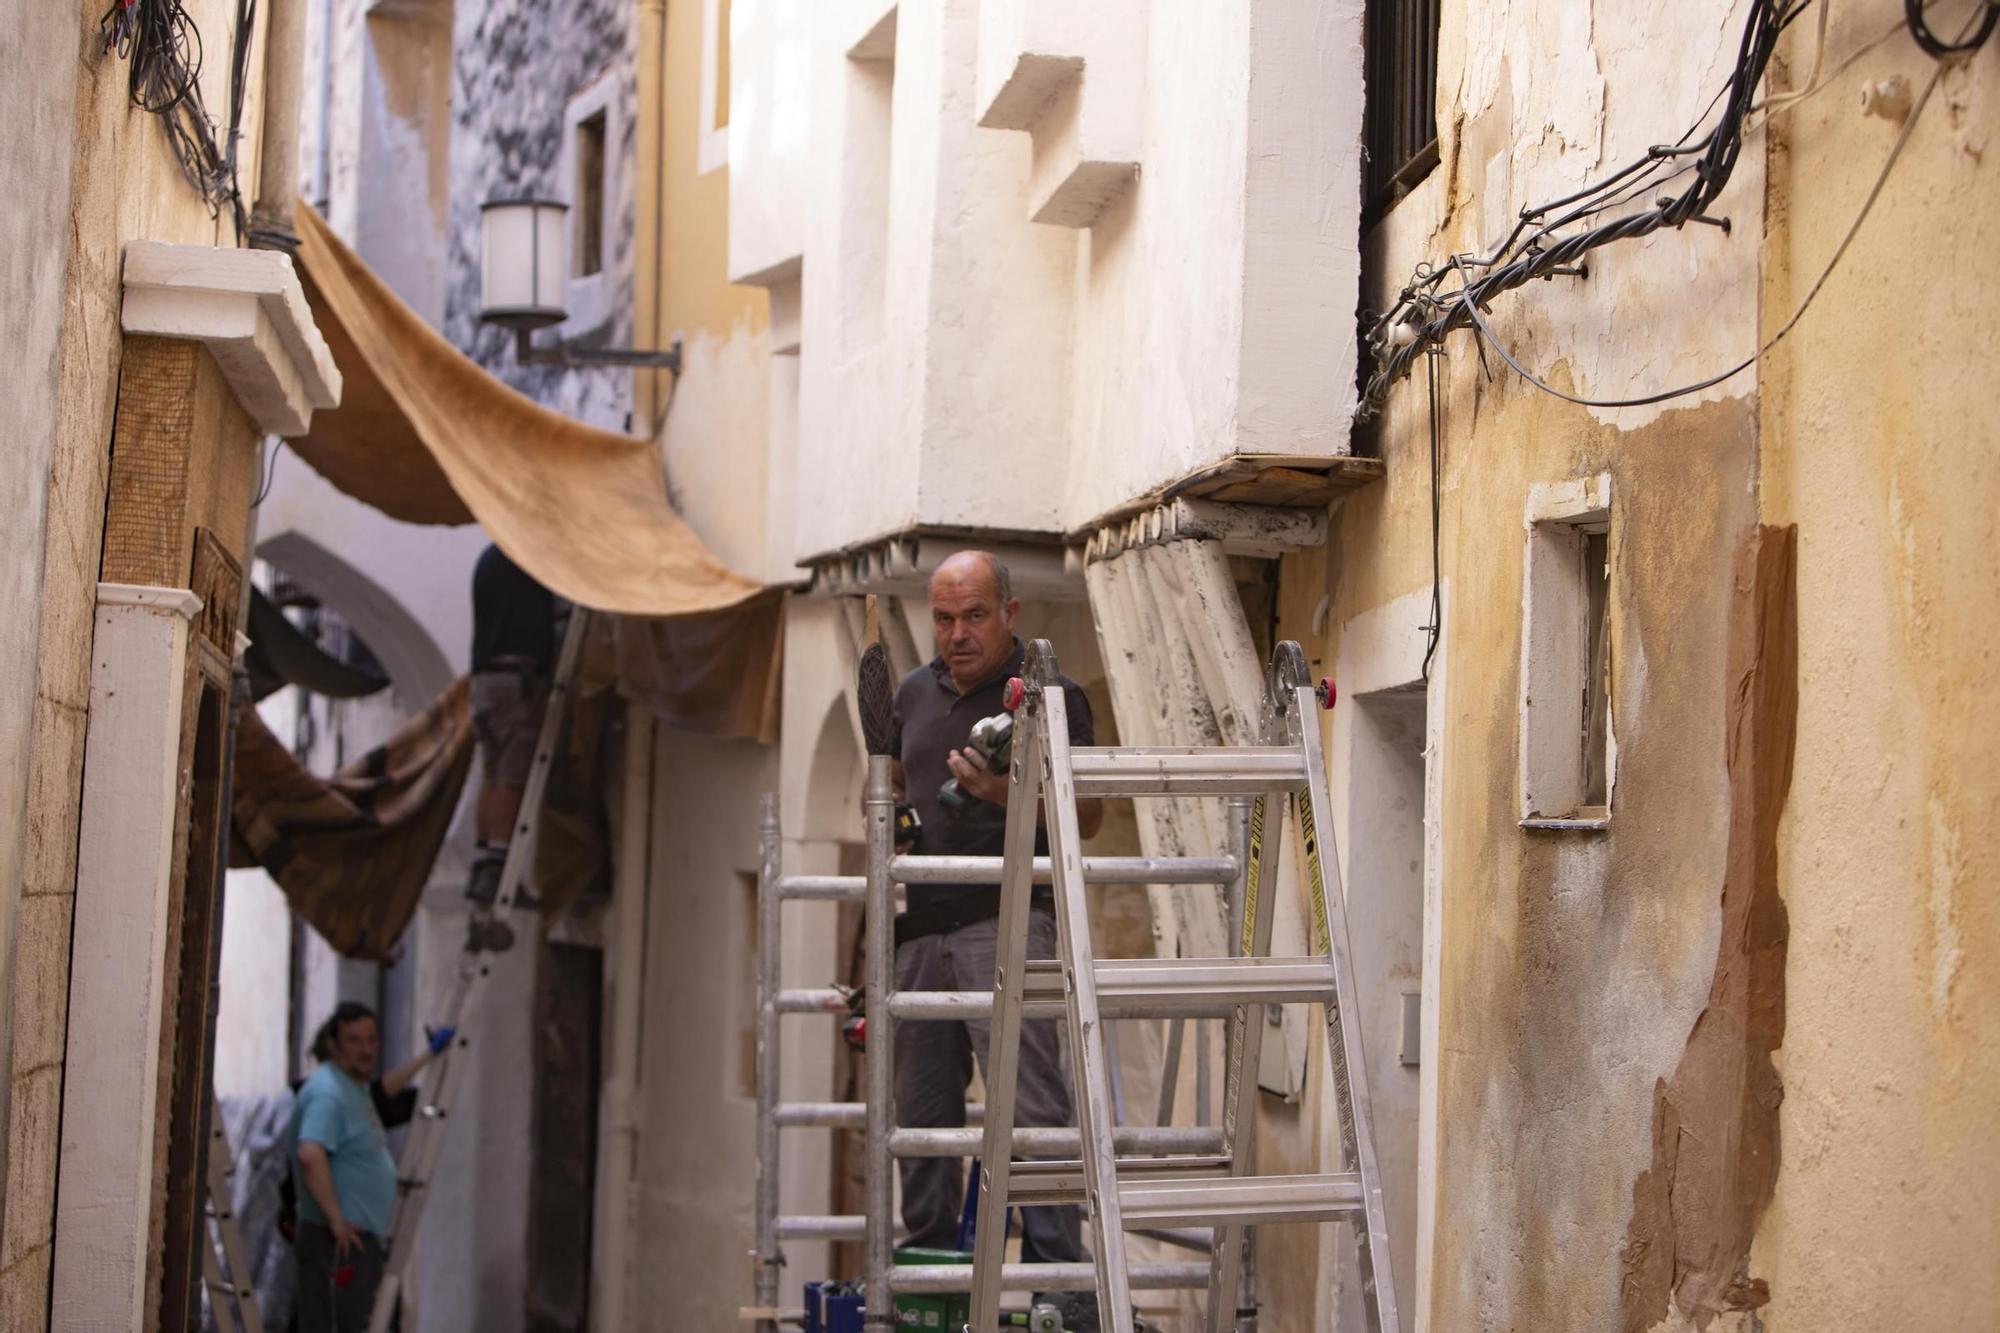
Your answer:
[478,196,681,371]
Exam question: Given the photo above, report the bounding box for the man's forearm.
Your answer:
[298,1149,347,1229]
[381,1053,429,1097]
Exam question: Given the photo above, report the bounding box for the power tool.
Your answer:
[937,712,1013,814]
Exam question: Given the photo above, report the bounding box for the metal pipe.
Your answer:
[775,875,866,902]
[889,1125,1224,1158]
[862,757,895,1332]
[1154,1017,1185,1128]
[775,989,850,1014]
[752,796,783,1333]
[251,0,307,249]
[775,1101,865,1129]
[890,854,1236,886]
[889,991,1238,1023]
[887,1262,1209,1294]
[777,1215,867,1242]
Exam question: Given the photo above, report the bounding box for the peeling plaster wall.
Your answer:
[1311,1,1996,1330]
[1316,1,1774,1328]
[1751,6,1999,1328]
[1,2,275,1317]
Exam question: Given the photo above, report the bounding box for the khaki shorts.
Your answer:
[471,671,549,788]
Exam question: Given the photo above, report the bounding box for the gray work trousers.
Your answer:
[893,910,1085,1264]
[295,1222,386,1333]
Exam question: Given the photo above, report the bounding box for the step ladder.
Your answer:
[746,799,1235,1331]
[366,608,591,1333]
[204,1093,266,1333]
[967,639,1400,1333]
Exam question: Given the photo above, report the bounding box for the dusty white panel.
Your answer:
[53,586,200,1331]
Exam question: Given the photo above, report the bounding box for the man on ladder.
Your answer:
[891,551,1105,1327]
[464,541,559,953]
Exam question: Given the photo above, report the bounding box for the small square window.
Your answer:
[1520,476,1614,828]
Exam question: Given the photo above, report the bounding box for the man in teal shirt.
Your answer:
[291,1002,400,1333]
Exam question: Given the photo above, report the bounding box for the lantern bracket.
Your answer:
[511,328,683,373]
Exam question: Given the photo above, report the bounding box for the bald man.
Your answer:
[889,550,1103,1298]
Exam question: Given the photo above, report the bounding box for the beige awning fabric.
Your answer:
[290,200,762,619]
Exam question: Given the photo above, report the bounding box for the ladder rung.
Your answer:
[1040,956,1334,1013]
[889,1125,1223,1158]
[773,875,866,902]
[1119,1172,1365,1227]
[891,855,1238,886]
[1066,746,1308,796]
[1004,1155,1232,1208]
[889,988,1240,1022]
[775,1214,865,1241]
[887,1261,1209,1294]
[774,1101,866,1128]
[774,989,850,1014]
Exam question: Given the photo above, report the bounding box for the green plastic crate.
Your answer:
[892,1248,972,1331]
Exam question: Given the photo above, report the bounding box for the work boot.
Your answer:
[464,905,515,954]
[466,850,505,907]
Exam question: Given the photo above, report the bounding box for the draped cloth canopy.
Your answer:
[290,199,762,620]
[231,205,790,959]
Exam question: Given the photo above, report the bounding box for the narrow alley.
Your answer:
[1,1,1995,1330]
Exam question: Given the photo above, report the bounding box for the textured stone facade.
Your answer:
[446,0,637,432]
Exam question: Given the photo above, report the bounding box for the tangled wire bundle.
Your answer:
[100,0,254,226]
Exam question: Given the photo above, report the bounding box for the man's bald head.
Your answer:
[929,551,1020,693]
[930,550,1012,606]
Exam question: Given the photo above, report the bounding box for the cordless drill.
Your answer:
[937,712,1014,814]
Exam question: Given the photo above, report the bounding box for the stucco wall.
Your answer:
[2,1,273,1316]
[1752,6,1998,1328]
[0,9,84,1309]
[1311,1,1996,1330]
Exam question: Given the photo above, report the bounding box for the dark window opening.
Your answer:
[575,109,606,278]
[1580,527,1611,808]
[1362,0,1442,223]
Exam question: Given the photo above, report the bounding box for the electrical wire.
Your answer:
[1450,0,1974,410]
[1906,0,1997,55]
[1420,348,1443,682]
[1362,0,1992,418]
[1360,0,1809,416]
[99,0,251,226]
[250,438,285,508]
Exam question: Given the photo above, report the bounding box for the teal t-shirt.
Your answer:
[290,1063,398,1237]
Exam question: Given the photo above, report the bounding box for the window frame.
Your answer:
[560,73,621,336]
[1518,473,1616,830]
[1361,0,1443,224]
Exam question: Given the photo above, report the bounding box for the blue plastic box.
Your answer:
[803,1280,864,1333]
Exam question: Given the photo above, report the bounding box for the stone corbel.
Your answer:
[120,240,343,436]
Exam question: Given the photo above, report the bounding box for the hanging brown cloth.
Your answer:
[288,199,763,620]
[229,682,475,960]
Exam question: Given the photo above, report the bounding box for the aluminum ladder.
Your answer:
[366,608,590,1333]
[748,792,1241,1329]
[204,1093,267,1333]
[967,639,1401,1333]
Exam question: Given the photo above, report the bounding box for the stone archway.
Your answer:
[255,529,455,711]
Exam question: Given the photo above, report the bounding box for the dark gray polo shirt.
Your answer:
[892,638,1094,939]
